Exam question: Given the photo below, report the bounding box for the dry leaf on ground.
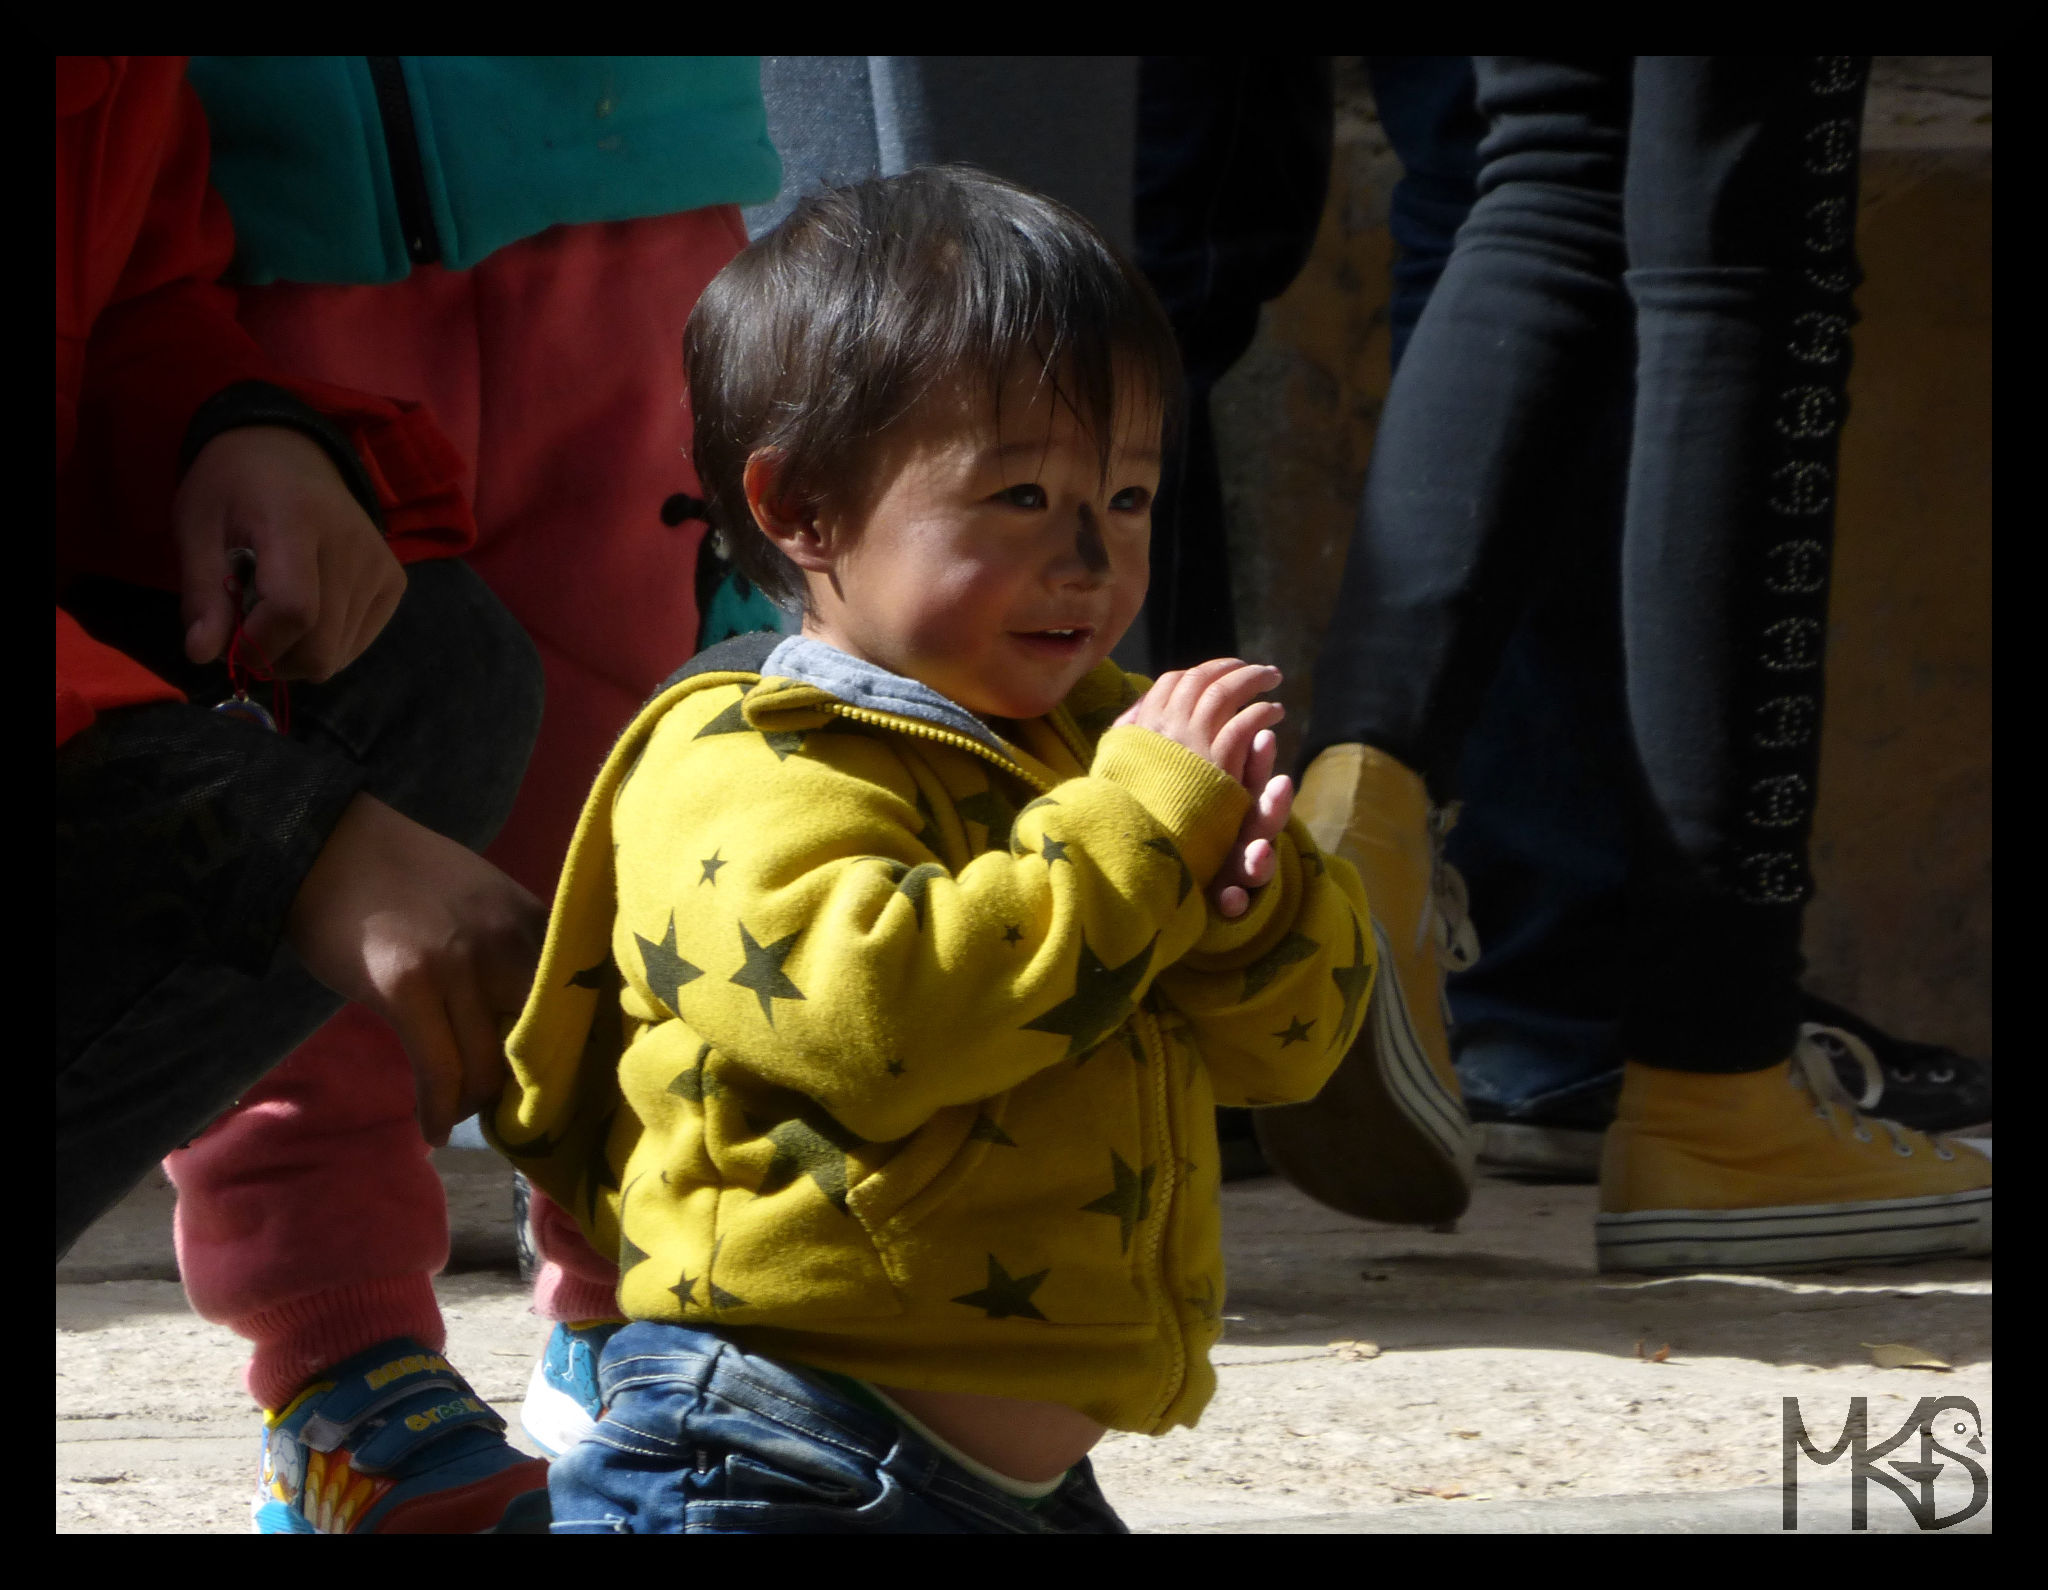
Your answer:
[1330,1339,1382,1362]
[1863,1341,1953,1371]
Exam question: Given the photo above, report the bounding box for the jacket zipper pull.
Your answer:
[366,57,441,266]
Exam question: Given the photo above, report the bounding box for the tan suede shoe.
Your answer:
[1254,743,1477,1224]
[1595,1039,1992,1273]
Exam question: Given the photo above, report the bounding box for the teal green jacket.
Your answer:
[188,56,782,284]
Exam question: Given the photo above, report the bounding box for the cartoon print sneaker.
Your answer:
[254,1338,550,1533]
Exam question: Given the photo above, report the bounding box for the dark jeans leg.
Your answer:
[1306,58,1635,788]
[56,560,543,1255]
[1309,55,1869,1075]
[1365,56,1486,369]
[1615,56,1869,1070]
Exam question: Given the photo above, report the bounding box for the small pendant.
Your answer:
[215,692,279,733]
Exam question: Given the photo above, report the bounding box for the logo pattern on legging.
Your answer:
[1738,57,1871,906]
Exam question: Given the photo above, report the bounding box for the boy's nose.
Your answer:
[1073,505,1110,578]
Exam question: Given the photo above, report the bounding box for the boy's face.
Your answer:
[791,371,1158,721]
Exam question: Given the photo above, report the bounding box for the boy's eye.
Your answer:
[1110,486,1152,513]
[997,484,1047,509]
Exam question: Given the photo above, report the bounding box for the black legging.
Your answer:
[1308,57,1871,1072]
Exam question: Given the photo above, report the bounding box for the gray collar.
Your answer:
[760,635,1009,754]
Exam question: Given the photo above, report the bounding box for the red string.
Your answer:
[223,574,291,734]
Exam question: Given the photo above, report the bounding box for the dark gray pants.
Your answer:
[56,560,542,1255]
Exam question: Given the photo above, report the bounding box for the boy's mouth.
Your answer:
[1011,626,1095,658]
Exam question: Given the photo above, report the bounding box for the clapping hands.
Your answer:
[1113,658,1296,919]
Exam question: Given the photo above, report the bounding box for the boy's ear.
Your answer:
[744,451,833,572]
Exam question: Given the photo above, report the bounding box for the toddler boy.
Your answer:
[491,166,1373,1533]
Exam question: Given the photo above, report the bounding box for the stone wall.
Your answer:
[1211,58,1992,1058]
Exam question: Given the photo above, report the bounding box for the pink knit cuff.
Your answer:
[532,1262,623,1324]
[237,1272,445,1411]
[526,1183,622,1323]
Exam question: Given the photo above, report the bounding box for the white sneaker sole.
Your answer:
[518,1353,602,1459]
[1370,916,1475,1182]
[1595,1186,1991,1273]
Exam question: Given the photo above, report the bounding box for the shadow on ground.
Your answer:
[61,1152,1990,1373]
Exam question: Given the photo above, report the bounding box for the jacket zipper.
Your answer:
[1135,1003,1188,1426]
[815,704,1054,793]
[366,57,440,266]
[826,693,1190,1419]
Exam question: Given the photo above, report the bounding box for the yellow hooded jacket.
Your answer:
[490,632,1374,1435]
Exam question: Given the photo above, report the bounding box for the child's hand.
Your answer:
[285,792,545,1147]
[174,425,407,683]
[1211,727,1294,919]
[1114,658,1293,917]
[1113,658,1284,783]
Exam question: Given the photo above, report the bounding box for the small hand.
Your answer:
[1210,728,1295,919]
[285,793,544,1146]
[1113,657,1284,782]
[175,425,406,682]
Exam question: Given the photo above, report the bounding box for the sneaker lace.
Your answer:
[1789,1029,1951,1159]
[1799,1021,1885,1109]
[1426,803,1481,974]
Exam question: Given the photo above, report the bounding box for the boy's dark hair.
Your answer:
[685,165,1183,607]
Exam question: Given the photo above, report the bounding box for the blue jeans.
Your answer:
[548,1322,1130,1534]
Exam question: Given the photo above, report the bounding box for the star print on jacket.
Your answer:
[1240,931,1319,1000]
[1141,835,1193,903]
[1022,934,1157,1059]
[1040,835,1070,866]
[667,1043,721,1102]
[955,786,1016,849]
[753,1110,868,1213]
[618,1177,652,1276]
[1273,1016,1314,1047]
[705,1236,748,1311]
[1329,917,1372,1051]
[882,859,948,930]
[1081,1151,1155,1252]
[968,1113,1017,1146]
[700,849,727,885]
[634,912,702,1016]
[694,693,806,760]
[568,953,615,989]
[731,921,805,1023]
[910,784,944,851]
[953,1254,1050,1320]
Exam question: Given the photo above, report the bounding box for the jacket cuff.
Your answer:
[1091,725,1250,885]
[178,380,387,533]
[1188,839,1294,959]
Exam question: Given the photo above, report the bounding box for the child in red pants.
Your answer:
[162,57,777,1533]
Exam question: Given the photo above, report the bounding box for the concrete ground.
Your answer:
[57,1150,1991,1533]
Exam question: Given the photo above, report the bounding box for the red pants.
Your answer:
[164,207,747,1409]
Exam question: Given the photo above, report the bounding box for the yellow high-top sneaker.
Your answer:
[1596,1034,1992,1273]
[1254,743,1478,1223]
